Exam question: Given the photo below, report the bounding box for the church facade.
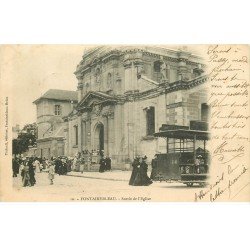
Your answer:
[64,46,209,168]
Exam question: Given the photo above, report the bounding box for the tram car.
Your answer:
[153,121,210,187]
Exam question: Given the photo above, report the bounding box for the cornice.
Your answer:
[75,47,206,78]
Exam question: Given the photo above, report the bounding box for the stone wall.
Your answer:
[37,99,74,139]
[36,138,65,159]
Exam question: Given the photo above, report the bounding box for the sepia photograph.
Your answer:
[0,2,249,250]
[1,44,249,202]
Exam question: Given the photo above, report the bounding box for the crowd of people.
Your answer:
[12,149,114,186]
[12,156,39,187]
[70,150,112,172]
[12,151,154,187]
[12,155,75,187]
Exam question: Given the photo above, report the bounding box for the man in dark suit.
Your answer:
[99,156,106,173]
[105,156,111,171]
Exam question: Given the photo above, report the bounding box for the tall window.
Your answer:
[107,73,112,89]
[146,107,155,136]
[201,103,210,122]
[154,61,161,72]
[55,105,62,115]
[95,68,101,83]
[153,61,162,82]
[74,125,78,145]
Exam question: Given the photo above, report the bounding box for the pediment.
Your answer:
[88,97,103,107]
[77,91,116,110]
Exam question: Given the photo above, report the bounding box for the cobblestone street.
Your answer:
[12,171,204,202]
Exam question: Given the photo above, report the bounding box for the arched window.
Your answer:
[146,106,155,136]
[107,73,112,89]
[153,61,163,82]
[154,61,161,72]
[95,68,101,83]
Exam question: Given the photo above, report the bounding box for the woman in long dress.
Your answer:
[133,156,153,186]
[129,157,140,186]
[140,156,153,186]
[21,161,31,187]
[28,158,36,186]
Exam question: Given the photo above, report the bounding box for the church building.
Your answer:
[64,46,209,168]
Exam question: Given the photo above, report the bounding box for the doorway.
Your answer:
[94,122,104,152]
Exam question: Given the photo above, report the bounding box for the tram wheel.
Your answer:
[186,183,193,187]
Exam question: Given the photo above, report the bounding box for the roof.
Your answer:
[154,129,210,140]
[75,46,205,75]
[33,89,78,104]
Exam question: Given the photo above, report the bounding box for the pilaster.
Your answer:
[77,115,82,152]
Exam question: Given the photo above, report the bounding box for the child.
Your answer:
[48,161,55,185]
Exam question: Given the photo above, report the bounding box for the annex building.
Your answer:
[33,89,78,159]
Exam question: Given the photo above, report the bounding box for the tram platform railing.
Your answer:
[179,164,209,174]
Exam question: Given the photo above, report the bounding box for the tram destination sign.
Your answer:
[159,124,189,131]
[189,120,208,131]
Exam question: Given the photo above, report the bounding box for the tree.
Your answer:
[12,123,37,155]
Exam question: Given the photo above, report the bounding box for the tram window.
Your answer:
[146,106,155,136]
[201,103,210,121]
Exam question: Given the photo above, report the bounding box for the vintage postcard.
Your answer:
[0,44,249,202]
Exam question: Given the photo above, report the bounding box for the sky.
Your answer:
[7,45,94,127]
[5,45,204,128]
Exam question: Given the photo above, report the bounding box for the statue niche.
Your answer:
[95,67,101,84]
[153,59,169,83]
[107,72,113,90]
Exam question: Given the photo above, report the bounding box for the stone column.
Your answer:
[68,119,72,156]
[114,104,123,157]
[108,113,115,157]
[63,122,69,156]
[123,56,133,92]
[86,119,91,151]
[124,101,135,161]
[103,115,108,155]
[76,72,83,102]
[178,52,190,81]
[82,120,86,150]
[77,115,82,153]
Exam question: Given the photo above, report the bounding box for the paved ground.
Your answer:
[67,170,132,181]
[12,171,204,202]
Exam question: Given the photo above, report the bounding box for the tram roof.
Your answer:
[154,129,210,140]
